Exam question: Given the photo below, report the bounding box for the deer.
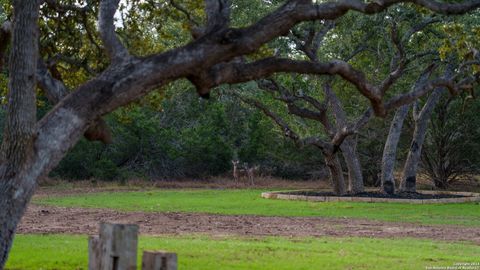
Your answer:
[246,165,260,186]
[232,160,260,185]
[231,160,244,182]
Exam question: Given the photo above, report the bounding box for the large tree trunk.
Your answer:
[380,104,410,194]
[399,66,453,193]
[0,0,40,267]
[324,154,347,195]
[340,137,364,194]
[324,84,365,194]
[399,90,444,192]
[399,122,428,192]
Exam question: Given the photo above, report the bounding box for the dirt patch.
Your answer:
[18,204,480,244]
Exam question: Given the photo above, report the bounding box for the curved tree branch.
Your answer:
[205,0,230,34]
[36,59,112,144]
[98,0,130,63]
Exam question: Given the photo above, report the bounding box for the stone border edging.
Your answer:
[261,190,480,204]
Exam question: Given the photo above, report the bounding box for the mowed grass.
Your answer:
[34,189,480,226]
[6,234,480,270]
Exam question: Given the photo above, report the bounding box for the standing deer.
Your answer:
[232,160,241,182]
[246,165,260,186]
[232,160,259,185]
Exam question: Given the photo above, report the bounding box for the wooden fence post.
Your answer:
[88,236,101,270]
[88,223,139,270]
[142,251,178,270]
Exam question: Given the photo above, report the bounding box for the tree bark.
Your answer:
[399,90,444,192]
[340,138,364,194]
[324,84,365,194]
[380,104,410,194]
[0,0,40,267]
[399,67,453,193]
[36,59,112,144]
[324,154,347,196]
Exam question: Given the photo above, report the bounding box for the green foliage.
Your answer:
[48,83,324,180]
[438,15,480,64]
[0,6,5,24]
[35,189,480,226]
[422,95,480,188]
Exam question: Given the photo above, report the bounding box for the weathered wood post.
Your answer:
[88,223,139,270]
[88,236,101,270]
[142,251,178,270]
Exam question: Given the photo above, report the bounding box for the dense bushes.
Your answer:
[421,96,480,188]
[48,87,325,181]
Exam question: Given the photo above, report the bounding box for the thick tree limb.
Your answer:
[205,0,230,34]
[382,64,479,111]
[353,108,374,131]
[383,63,437,111]
[98,0,130,63]
[36,59,112,144]
[323,83,348,127]
[189,58,379,106]
[323,83,374,137]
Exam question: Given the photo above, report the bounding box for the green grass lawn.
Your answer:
[34,189,480,226]
[6,234,480,270]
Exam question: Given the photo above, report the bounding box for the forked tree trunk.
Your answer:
[399,90,444,192]
[340,137,364,194]
[380,104,410,194]
[0,0,40,267]
[324,154,347,195]
[399,67,453,193]
[324,84,365,194]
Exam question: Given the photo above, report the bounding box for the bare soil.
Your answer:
[18,204,480,244]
